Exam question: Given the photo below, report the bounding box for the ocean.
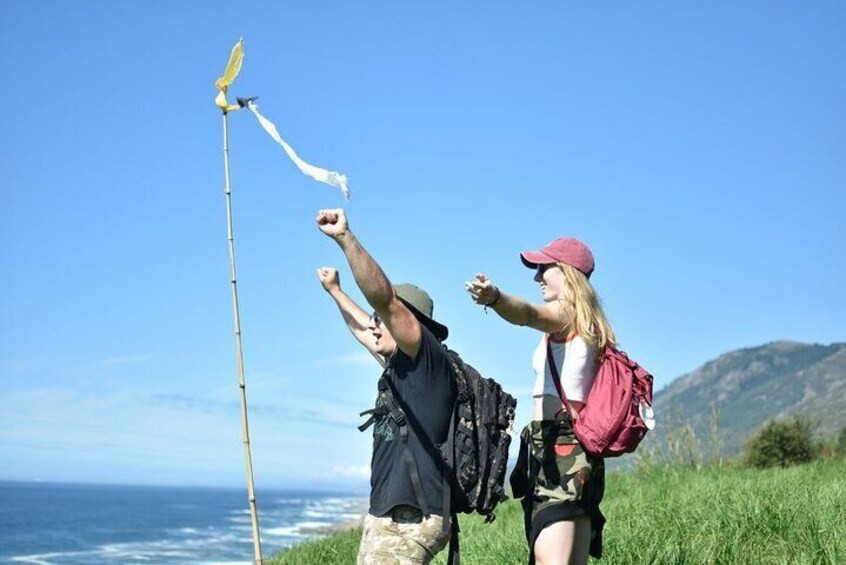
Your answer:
[0,481,368,564]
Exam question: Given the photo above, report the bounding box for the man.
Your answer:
[316,208,456,565]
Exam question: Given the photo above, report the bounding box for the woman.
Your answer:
[466,237,614,565]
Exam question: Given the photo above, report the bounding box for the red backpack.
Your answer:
[548,339,654,458]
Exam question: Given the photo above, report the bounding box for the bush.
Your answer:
[838,426,846,457]
[743,416,818,468]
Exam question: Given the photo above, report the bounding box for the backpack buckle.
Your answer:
[393,412,407,426]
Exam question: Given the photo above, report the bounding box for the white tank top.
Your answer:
[532,334,597,418]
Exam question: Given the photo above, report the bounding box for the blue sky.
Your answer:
[2,2,844,490]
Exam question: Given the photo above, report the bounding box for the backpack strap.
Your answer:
[442,346,470,554]
[441,348,468,535]
[546,335,572,417]
[441,399,457,534]
[357,405,388,432]
[447,512,460,565]
[358,372,393,432]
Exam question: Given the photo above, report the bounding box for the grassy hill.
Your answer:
[269,458,846,564]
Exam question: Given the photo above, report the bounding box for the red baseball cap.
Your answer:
[520,237,595,278]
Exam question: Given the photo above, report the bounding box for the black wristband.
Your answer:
[485,286,501,308]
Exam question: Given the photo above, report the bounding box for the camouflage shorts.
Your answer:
[510,417,606,560]
[357,505,450,565]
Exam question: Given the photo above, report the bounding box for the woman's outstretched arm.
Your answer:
[466,273,572,335]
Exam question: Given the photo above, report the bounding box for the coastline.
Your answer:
[0,482,369,564]
[298,514,364,536]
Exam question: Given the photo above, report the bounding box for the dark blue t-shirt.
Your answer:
[368,324,457,517]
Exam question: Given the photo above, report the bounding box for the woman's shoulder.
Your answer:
[562,333,597,358]
[548,329,578,344]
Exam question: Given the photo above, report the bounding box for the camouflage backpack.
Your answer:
[440,347,517,519]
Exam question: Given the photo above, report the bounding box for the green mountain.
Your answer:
[652,341,846,457]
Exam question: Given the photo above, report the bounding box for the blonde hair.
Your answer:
[556,262,617,353]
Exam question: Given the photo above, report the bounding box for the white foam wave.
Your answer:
[11,534,245,565]
[296,521,331,529]
[11,554,58,565]
[263,526,304,537]
[275,498,306,505]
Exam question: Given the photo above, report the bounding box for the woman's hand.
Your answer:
[465,273,500,306]
[317,267,340,292]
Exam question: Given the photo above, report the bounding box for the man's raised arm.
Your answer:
[317,266,387,366]
[316,209,422,359]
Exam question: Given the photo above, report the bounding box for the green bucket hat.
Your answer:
[394,283,449,341]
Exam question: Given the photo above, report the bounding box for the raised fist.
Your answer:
[317,266,340,292]
[316,208,348,239]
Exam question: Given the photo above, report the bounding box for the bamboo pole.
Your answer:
[221,110,264,564]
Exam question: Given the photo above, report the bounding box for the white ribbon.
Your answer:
[246,101,350,200]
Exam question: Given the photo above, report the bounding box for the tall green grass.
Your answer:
[603,460,845,564]
[270,458,846,564]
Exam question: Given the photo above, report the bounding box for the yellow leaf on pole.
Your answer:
[216,39,244,90]
[214,39,245,112]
